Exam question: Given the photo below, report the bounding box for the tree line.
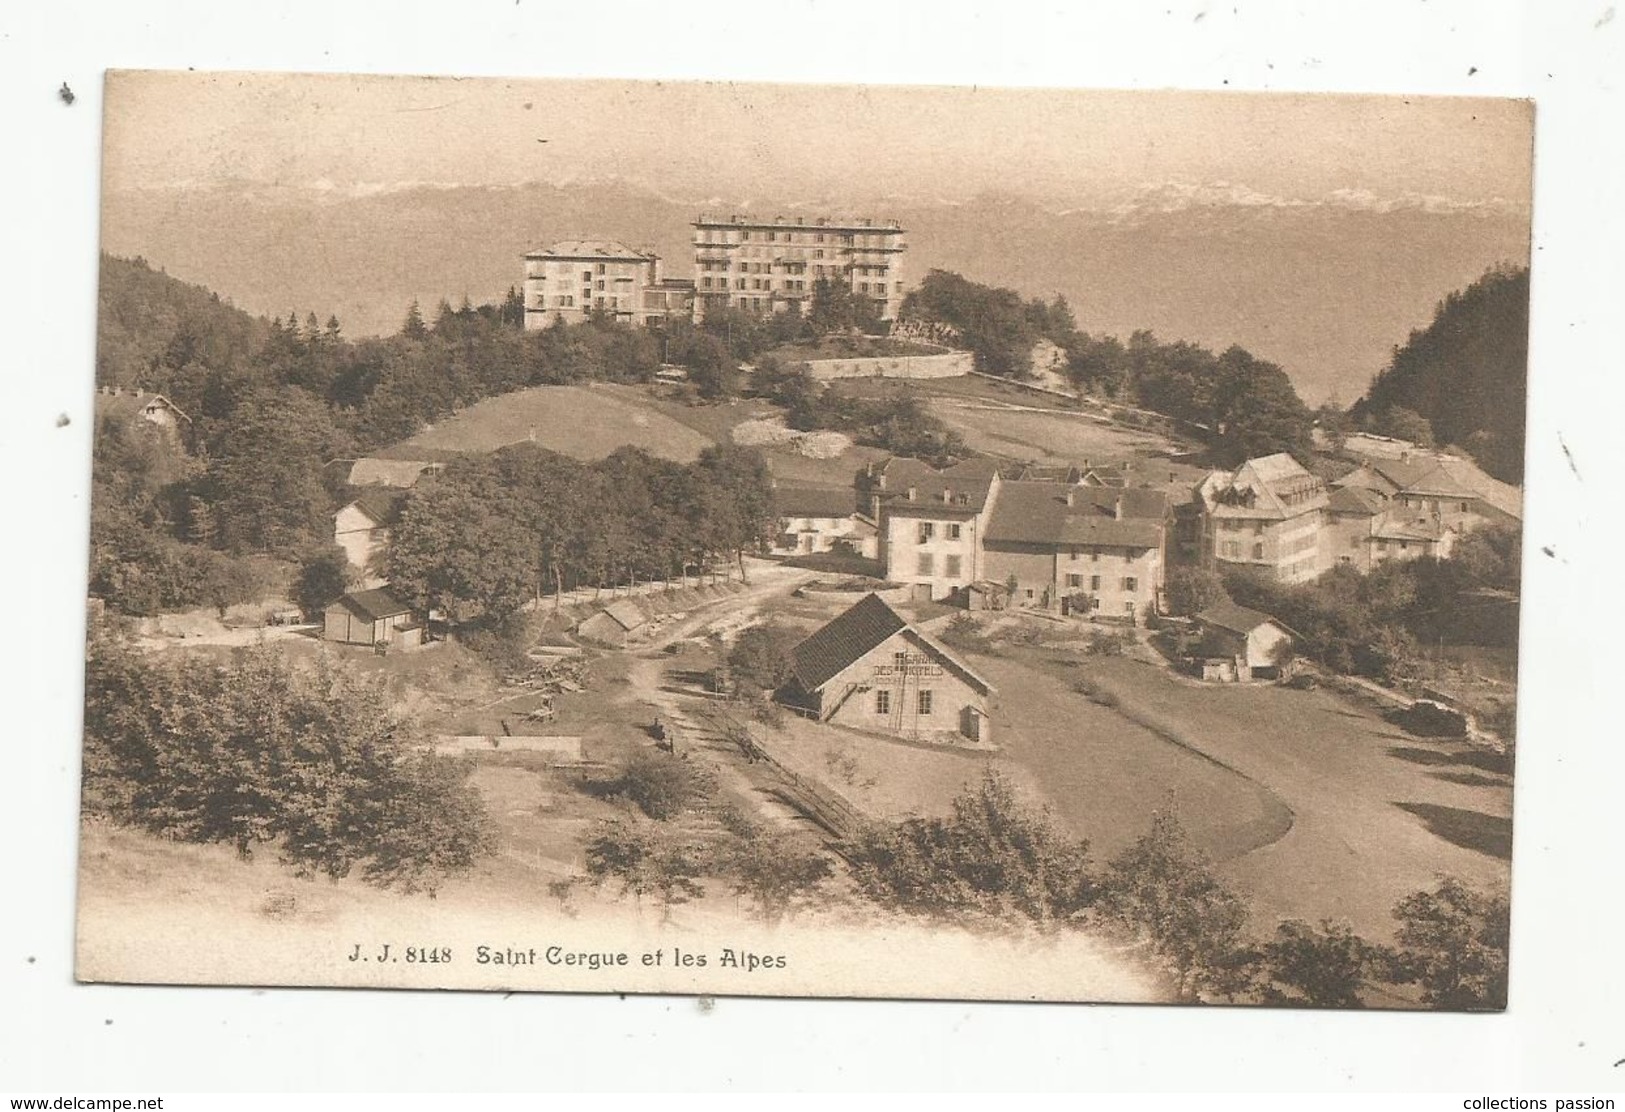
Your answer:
[899,269,1315,466]
[385,442,778,628]
[844,772,1508,1008]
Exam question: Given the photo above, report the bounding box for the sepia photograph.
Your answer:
[76,71,1533,1010]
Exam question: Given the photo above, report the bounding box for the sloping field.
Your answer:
[927,397,1175,465]
[392,384,714,462]
[1056,655,1513,942]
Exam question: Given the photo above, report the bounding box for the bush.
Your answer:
[1085,628,1131,656]
[847,771,1095,924]
[726,623,801,697]
[1386,877,1509,1010]
[458,618,535,680]
[1257,919,1378,1008]
[82,633,492,892]
[1389,700,1469,738]
[582,818,707,922]
[1098,808,1252,1001]
[619,751,716,820]
[722,814,834,923]
[294,543,353,617]
[1074,677,1121,708]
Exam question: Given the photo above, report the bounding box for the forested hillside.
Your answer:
[87,255,777,617]
[901,269,1314,466]
[1351,267,1529,483]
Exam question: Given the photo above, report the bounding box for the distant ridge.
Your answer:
[102,179,1530,406]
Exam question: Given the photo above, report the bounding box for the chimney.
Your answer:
[1065,489,1076,508]
[1114,495,1125,520]
[941,489,952,504]
[906,486,917,501]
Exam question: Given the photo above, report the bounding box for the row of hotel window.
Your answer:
[699,276,901,295]
[697,259,893,276]
[695,230,896,246]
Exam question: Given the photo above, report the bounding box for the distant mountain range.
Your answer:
[100,179,1530,405]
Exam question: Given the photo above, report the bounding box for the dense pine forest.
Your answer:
[1350,266,1530,483]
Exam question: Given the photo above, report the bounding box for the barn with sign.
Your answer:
[781,593,995,746]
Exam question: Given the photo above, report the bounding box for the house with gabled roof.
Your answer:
[1198,453,1328,584]
[93,387,191,448]
[1195,602,1295,681]
[323,587,423,650]
[861,457,1005,601]
[334,489,407,587]
[1333,453,1521,532]
[522,238,695,329]
[577,599,650,648]
[770,483,877,558]
[981,481,1166,622]
[781,593,995,745]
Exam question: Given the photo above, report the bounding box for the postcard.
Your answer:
[79,71,1530,1007]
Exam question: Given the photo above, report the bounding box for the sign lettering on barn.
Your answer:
[873,652,944,679]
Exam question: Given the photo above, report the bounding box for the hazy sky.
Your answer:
[103,71,1533,208]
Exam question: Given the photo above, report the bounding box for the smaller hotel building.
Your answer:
[522,239,695,329]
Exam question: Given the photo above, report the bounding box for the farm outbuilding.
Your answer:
[781,593,995,746]
[1194,601,1295,681]
[323,587,423,650]
[577,599,649,647]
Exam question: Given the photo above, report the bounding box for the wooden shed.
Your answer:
[323,587,422,649]
[1195,602,1295,681]
[577,599,648,648]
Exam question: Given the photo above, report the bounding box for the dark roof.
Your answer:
[592,600,647,631]
[984,482,1162,549]
[1197,602,1283,636]
[350,490,407,525]
[334,588,412,621]
[1370,512,1449,542]
[1327,486,1385,515]
[873,457,1001,515]
[788,593,908,692]
[775,484,857,519]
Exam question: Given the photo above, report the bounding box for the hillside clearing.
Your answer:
[389,383,714,462]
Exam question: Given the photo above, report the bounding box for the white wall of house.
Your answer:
[883,512,982,599]
[334,504,388,588]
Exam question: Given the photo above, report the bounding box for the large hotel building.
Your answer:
[691,214,906,322]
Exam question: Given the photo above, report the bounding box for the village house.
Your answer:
[323,587,423,650]
[1331,452,1522,533]
[333,490,405,587]
[864,457,1004,601]
[980,481,1166,622]
[770,484,878,559]
[92,387,191,448]
[1198,453,1328,584]
[577,600,649,648]
[1322,486,1457,571]
[780,593,995,746]
[1194,602,1295,682]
